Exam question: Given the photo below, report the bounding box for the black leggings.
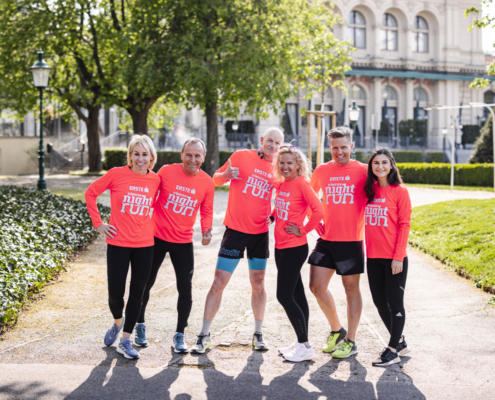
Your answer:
[137,237,194,333]
[367,257,408,349]
[275,244,310,343]
[107,244,154,334]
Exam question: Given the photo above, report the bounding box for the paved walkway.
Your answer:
[0,176,494,399]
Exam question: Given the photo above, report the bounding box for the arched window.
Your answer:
[348,11,366,49]
[484,91,495,104]
[381,13,398,51]
[350,85,366,100]
[382,85,398,100]
[414,16,429,53]
[413,87,428,102]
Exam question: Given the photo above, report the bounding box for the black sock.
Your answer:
[331,327,344,334]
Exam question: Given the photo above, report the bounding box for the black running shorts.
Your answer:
[308,239,364,276]
[217,227,269,260]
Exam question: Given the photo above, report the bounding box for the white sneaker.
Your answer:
[283,343,315,362]
[278,341,298,355]
[252,332,269,351]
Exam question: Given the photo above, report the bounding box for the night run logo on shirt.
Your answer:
[242,174,274,200]
[325,184,355,204]
[274,197,290,220]
[365,204,389,227]
[164,192,198,216]
[176,185,196,194]
[329,176,351,182]
[121,193,153,216]
[278,191,290,197]
[129,186,149,193]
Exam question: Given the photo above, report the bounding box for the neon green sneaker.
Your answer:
[322,327,347,353]
[332,338,358,359]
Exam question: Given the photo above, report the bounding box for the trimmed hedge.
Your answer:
[0,187,110,327]
[397,163,494,187]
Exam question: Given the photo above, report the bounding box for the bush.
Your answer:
[462,125,481,146]
[103,148,127,171]
[399,119,427,140]
[397,163,494,186]
[0,187,110,327]
[470,115,493,163]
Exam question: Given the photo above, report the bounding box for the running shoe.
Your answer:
[134,323,148,347]
[332,338,358,358]
[190,333,212,354]
[252,332,269,351]
[117,338,140,360]
[322,327,347,353]
[372,348,400,367]
[396,336,410,356]
[172,332,189,353]
[104,319,124,347]
[278,341,298,355]
[283,343,315,362]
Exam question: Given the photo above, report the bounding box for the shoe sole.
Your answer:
[322,338,345,353]
[398,347,410,356]
[191,341,212,354]
[332,349,358,359]
[172,345,189,353]
[116,346,140,360]
[253,345,269,351]
[372,358,400,367]
[283,355,315,362]
[135,342,149,347]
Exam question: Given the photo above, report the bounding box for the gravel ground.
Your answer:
[0,175,494,399]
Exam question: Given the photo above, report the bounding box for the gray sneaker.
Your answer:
[117,338,139,360]
[172,332,189,353]
[134,323,148,347]
[252,332,269,351]
[190,333,212,354]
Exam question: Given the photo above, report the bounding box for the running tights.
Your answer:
[137,237,194,333]
[367,257,408,349]
[107,244,154,334]
[275,244,310,343]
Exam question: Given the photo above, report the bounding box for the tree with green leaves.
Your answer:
[470,114,493,163]
[163,0,352,175]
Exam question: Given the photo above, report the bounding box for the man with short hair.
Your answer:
[191,128,284,353]
[308,127,368,359]
[136,138,215,353]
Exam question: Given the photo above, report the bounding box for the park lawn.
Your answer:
[405,183,493,192]
[409,198,495,291]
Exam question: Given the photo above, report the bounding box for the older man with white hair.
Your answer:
[191,127,284,353]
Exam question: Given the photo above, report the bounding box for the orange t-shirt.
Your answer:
[273,176,324,249]
[85,166,160,248]
[214,149,276,234]
[153,164,215,243]
[365,183,412,261]
[310,160,368,242]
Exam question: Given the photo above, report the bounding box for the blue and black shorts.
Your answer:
[217,227,269,260]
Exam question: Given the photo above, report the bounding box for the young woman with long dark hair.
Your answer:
[364,147,412,367]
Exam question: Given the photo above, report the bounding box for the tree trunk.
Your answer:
[204,101,219,176]
[126,98,157,136]
[87,105,103,172]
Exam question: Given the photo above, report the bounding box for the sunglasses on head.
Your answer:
[280,145,299,150]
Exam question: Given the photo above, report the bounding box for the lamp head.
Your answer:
[442,127,448,135]
[30,50,51,89]
[348,101,360,123]
[232,122,239,131]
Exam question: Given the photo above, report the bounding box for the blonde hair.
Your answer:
[127,134,157,169]
[272,145,312,182]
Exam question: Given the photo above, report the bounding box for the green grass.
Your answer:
[68,170,107,176]
[409,199,495,292]
[405,183,494,192]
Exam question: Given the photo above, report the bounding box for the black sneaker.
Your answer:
[372,348,401,367]
[396,336,410,355]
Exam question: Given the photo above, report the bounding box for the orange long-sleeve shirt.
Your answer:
[273,176,324,249]
[85,166,160,248]
[365,183,412,261]
[310,160,368,242]
[153,164,215,243]
[214,149,275,234]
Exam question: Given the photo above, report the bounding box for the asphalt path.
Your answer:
[0,177,494,399]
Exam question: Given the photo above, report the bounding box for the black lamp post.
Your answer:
[348,101,360,160]
[30,50,51,190]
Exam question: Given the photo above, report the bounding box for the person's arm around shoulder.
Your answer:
[213,154,242,186]
[84,169,117,239]
[392,185,412,274]
[200,177,215,245]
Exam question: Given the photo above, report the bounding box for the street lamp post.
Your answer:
[30,50,51,190]
[348,101,360,160]
[442,127,448,163]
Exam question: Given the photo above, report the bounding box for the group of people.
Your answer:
[84,125,412,368]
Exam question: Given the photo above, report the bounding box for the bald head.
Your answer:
[260,127,284,160]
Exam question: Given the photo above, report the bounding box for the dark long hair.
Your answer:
[365,147,403,204]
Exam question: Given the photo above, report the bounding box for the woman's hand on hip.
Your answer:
[285,223,302,236]
[97,224,117,239]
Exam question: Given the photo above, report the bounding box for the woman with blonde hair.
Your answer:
[266,145,324,362]
[85,135,160,360]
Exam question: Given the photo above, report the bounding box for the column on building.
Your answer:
[431,80,447,149]
[405,78,414,121]
[372,77,382,130]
